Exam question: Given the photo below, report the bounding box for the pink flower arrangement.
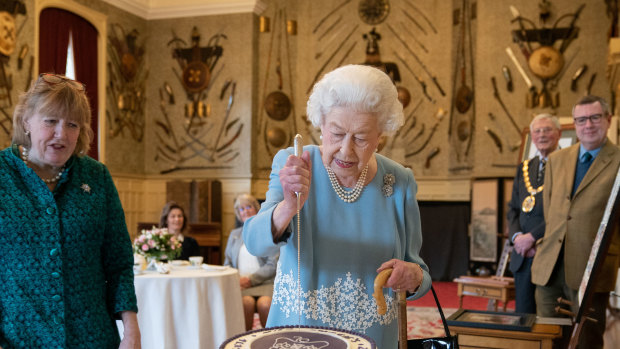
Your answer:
[133,227,182,261]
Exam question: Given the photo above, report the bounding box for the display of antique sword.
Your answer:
[317,15,342,41]
[399,21,428,53]
[509,5,532,56]
[402,7,427,35]
[387,24,445,96]
[404,0,438,34]
[570,64,588,91]
[393,51,434,103]
[425,147,440,169]
[505,47,537,107]
[485,127,503,153]
[307,24,359,93]
[491,76,521,134]
[312,0,351,34]
[559,4,586,54]
[548,47,579,91]
[586,73,597,95]
[502,66,513,92]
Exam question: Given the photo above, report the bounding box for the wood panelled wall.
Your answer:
[112,174,252,263]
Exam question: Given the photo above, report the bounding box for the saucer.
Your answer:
[201,264,229,272]
[171,260,190,267]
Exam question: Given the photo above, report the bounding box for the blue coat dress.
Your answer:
[0,145,137,348]
[243,145,431,349]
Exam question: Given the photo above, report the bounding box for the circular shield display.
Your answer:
[121,53,138,81]
[264,91,291,121]
[397,86,411,108]
[182,61,211,93]
[0,12,16,56]
[528,46,563,79]
[266,127,287,147]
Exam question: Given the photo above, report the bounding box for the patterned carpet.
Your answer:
[407,306,458,339]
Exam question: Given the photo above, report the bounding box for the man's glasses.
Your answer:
[574,114,604,126]
[39,73,86,92]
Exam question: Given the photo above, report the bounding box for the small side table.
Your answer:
[453,276,516,311]
[449,323,562,349]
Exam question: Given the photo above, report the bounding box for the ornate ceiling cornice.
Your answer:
[102,0,267,19]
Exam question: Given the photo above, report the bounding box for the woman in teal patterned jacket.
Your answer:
[0,74,140,348]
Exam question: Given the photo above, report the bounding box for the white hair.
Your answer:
[306,65,404,135]
[529,113,561,131]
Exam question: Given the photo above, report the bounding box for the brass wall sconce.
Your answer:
[287,20,297,35]
[259,16,270,33]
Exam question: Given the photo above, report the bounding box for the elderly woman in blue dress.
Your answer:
[225,194,278,331]
[0,74,140,348]
[243,65,431,348]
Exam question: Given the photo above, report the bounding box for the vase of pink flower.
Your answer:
[133,227,182,265]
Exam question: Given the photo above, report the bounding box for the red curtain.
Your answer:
[39,8,99,160]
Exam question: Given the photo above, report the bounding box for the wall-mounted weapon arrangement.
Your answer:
[154,27,243,174]
[448,0,476,165]
[303,0,445,170]
[0,0,26,145]
[107,24,147,142]
[405,107,446,160]
[507,3,586,108]
[258,8,298,161]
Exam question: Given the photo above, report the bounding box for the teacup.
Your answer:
[189,256,204,267]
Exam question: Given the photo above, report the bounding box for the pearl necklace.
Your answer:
[326,164,368,203]
[21,146,65,184]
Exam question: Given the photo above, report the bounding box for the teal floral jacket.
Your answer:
[0,145,137,348]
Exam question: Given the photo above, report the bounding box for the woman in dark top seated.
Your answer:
[159,201,201,260]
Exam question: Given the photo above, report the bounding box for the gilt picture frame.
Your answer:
[447,309,536,332]
[519,124,577,162]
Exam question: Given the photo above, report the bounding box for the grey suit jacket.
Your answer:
[224,227,278,286]
[531,140,620,291]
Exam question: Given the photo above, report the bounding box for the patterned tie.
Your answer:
[572,152,593,197]
[538,159,546,183]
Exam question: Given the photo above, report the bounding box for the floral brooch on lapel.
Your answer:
[382,173,395,197]
[81,183,91,193]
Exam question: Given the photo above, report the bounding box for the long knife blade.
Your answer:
[505,47,532,88]
[387,23,445,96]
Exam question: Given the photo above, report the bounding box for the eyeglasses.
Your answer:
[39,73,86,92]
[574,114,604,126]
[238,205,255,212]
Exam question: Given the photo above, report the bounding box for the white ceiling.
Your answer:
[102,0,266,20]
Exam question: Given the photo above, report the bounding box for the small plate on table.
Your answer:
[201,264,229,272]
[171,260,190,267]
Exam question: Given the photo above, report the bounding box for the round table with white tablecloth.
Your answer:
[119,265,245,349]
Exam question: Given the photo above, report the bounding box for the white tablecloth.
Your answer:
[119,266,245,349]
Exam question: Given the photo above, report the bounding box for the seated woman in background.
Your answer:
[159,201,201,260]
[225,194,278,331]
